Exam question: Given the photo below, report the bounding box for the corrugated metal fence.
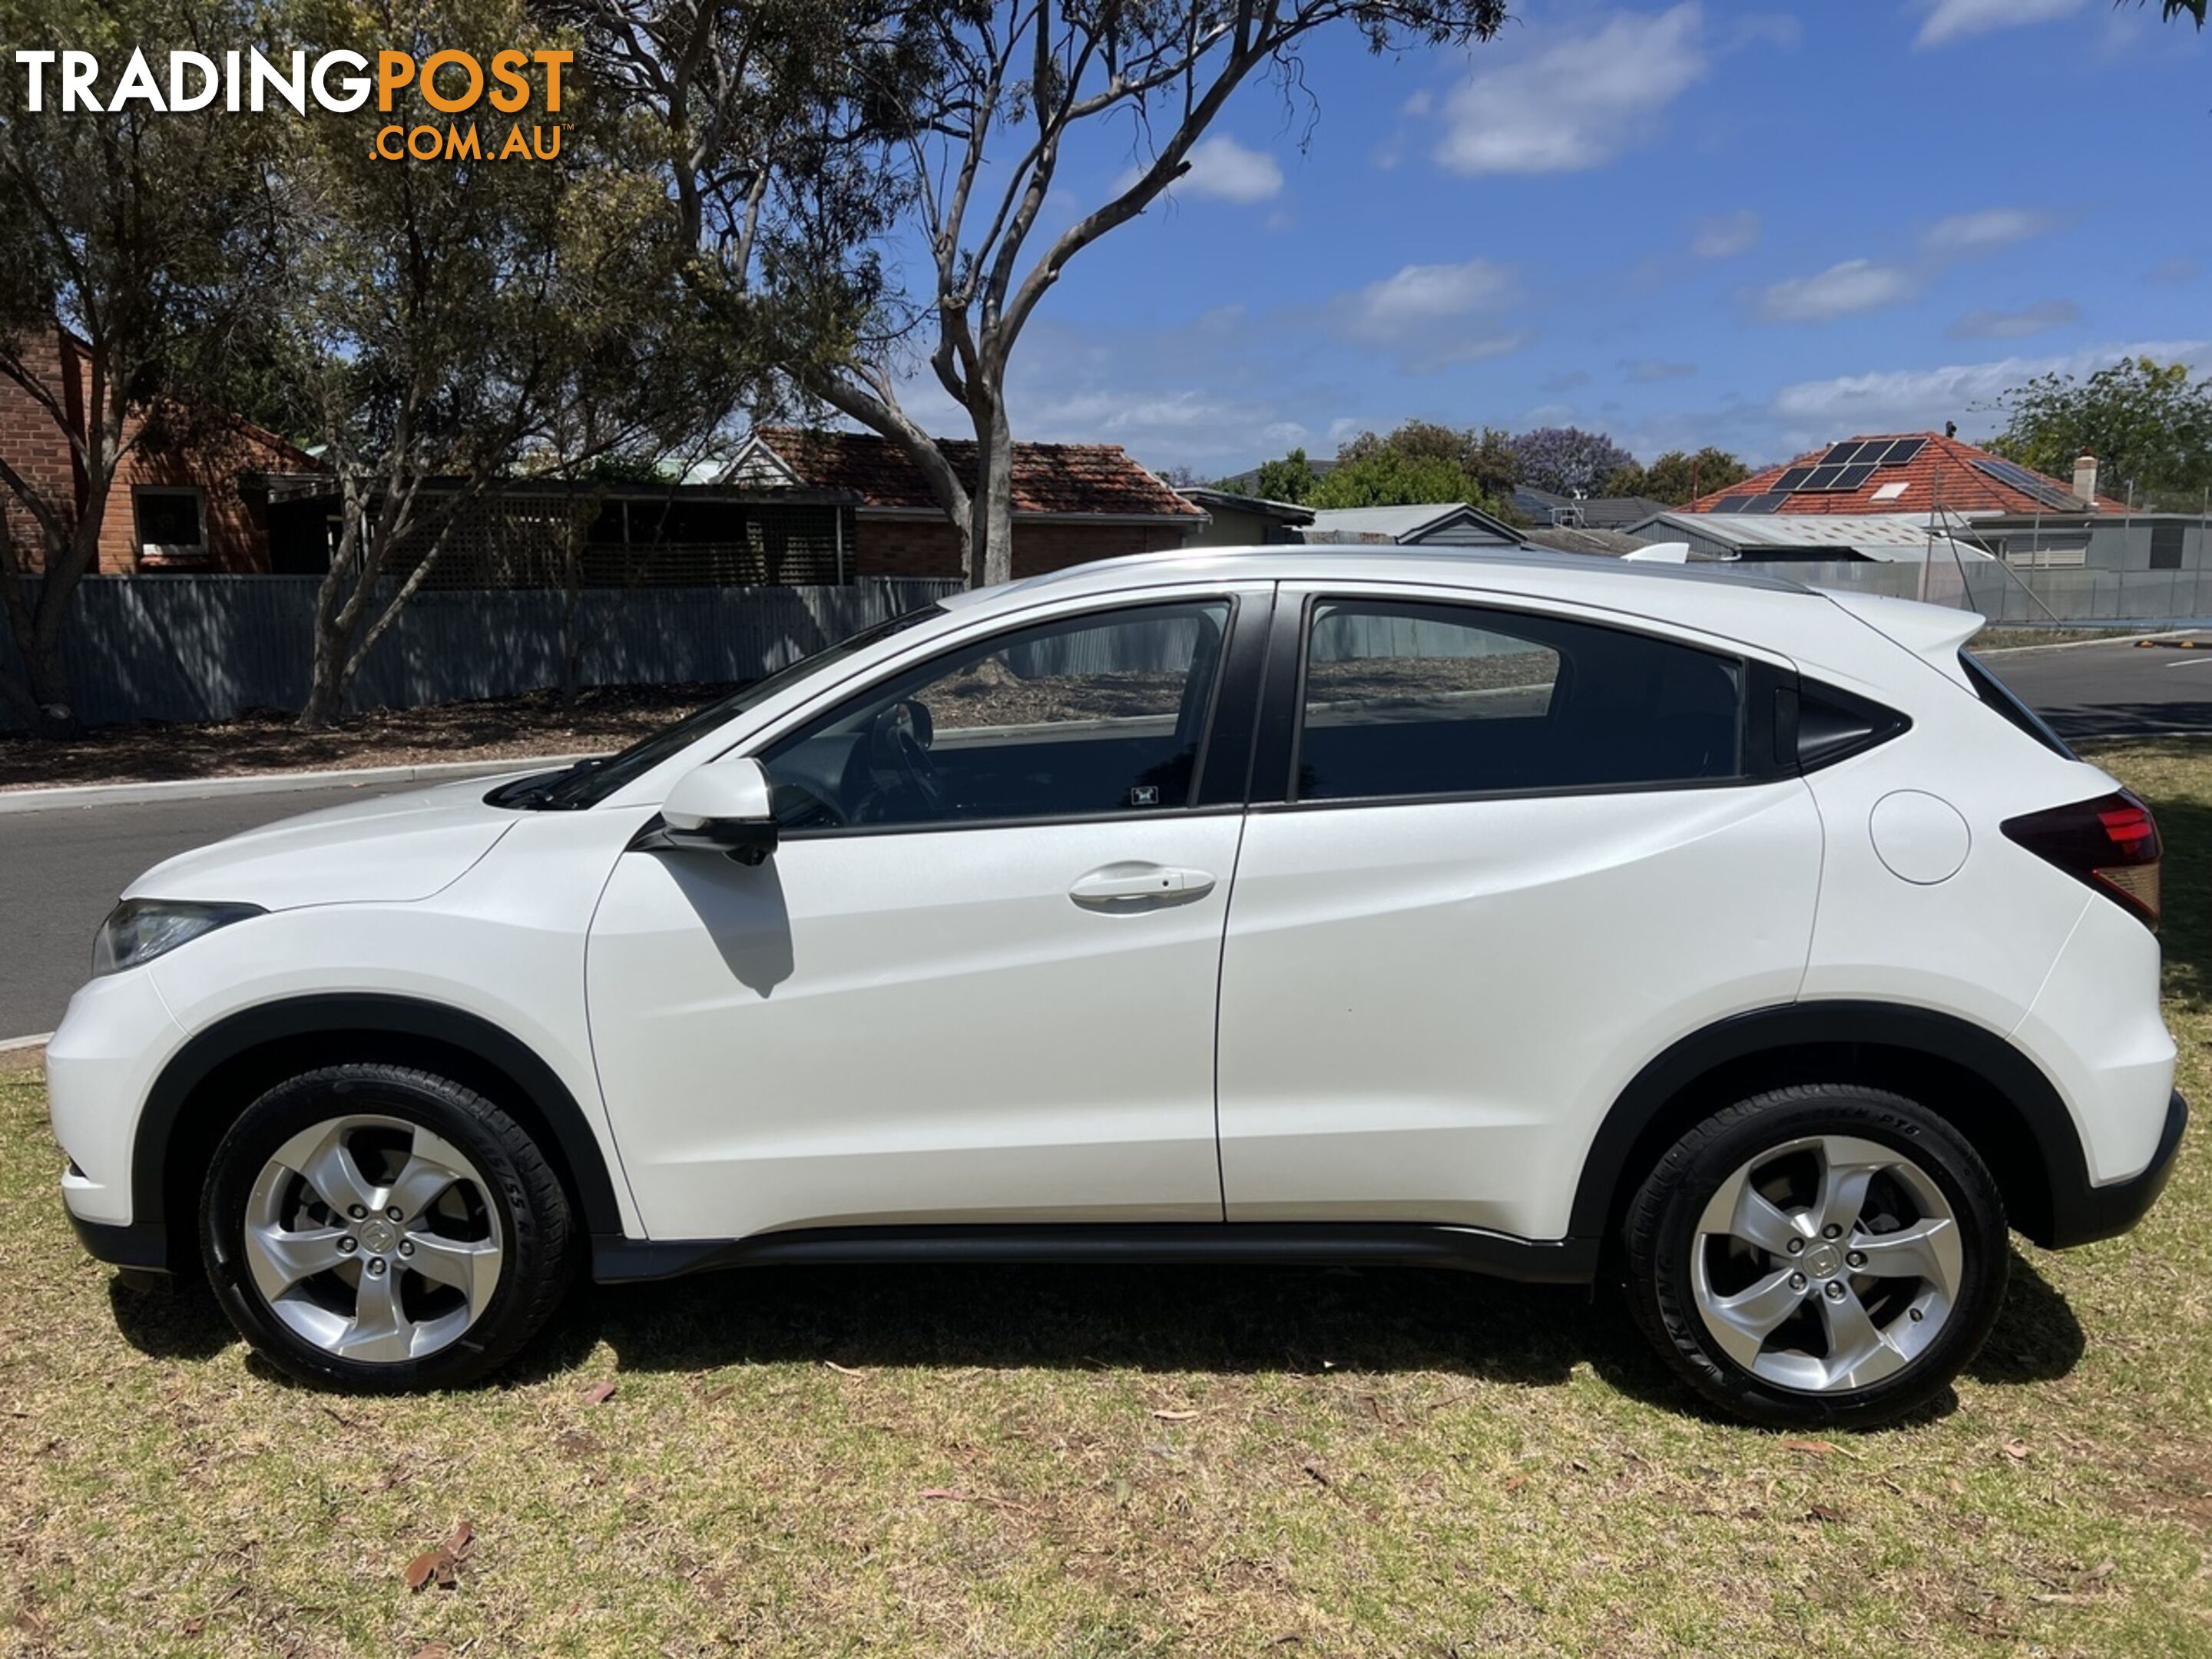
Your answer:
[0,576,961,729]
[1772,559,2212,624]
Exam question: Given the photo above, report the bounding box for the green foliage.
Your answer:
[1306,449,1480,510]
[1267,420,1518,513]
[1988,357,2212,512]
[1614,448,1753,506]
[1246,449,1317,504]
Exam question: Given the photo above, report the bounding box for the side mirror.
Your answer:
[655,757,778,865]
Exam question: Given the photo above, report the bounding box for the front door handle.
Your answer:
[1069,862,1217,908]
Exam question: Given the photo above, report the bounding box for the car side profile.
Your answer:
[48,547,2183,1426]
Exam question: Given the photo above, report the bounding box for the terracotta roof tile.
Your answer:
[1686,431,2128,517]
[755,428,1203,518]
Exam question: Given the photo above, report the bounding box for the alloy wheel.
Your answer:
[240,1113,503,1364]
[1690,1133,1963,1393]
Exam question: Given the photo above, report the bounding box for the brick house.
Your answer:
[729,428,1207,578]
[1687,430,2129,518]
[0,326,319,575]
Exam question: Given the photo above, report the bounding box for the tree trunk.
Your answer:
[969,394,1015,587]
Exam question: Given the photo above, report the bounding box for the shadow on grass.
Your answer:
[103,1243,2085,1422]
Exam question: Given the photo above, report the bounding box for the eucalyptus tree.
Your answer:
[0,0,285,735]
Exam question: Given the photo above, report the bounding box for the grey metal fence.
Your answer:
[0,575,960,730]
[1728,560,2212,625]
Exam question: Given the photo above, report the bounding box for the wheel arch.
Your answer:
[1572,1002,2086,1250]
[138,993,627,1272]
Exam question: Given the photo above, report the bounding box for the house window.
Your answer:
[2151,523,2185,571]
[134,487,207,561]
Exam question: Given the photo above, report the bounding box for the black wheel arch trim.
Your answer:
[1570,999,2126,1250]
[128,993,628,1269]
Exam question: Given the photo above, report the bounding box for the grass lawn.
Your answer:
[1970,626,2158,652]
[6,743,2212,1656]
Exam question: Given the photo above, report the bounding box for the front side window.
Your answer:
[1295,598,1743,802]
[763,599,1233,830]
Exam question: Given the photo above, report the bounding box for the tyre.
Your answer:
[200,1064,573,1391]
[1624,1084,2008,1428]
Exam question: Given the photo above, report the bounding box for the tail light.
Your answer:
[2002,790,2162,930]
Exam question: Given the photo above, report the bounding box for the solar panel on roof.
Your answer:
[1800,465,1846,490]
[1877,437,1925,466]
[1740,493,1790,514]
[1774,466,1815,492]
[1834,463,1876,490]
[1820,442,1861,465]
[1708,496,1749,513]
[1970,455,2079,510]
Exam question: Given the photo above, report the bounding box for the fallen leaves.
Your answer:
[402,1521,477,1594]
[1151,1408,1200,1422]
[823,1360,866,1377]
[2002,1439,2032,1462]
[581,1379,617,1406]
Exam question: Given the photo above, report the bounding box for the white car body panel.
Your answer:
[585,812,1244,1238]
[1217,780,1823,1240]
[121,773,522,909]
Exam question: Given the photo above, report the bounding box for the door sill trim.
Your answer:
[591,1222,1599,1285]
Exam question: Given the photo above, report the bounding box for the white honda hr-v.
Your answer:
[48,548,2182,1426]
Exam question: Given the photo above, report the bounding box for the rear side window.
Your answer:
[1293,598,1745,802]
[1960,650,2077,759]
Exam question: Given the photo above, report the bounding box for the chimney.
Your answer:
[2072,453,2099,504]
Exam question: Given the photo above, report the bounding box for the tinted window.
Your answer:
[1295,599,1743,802]
[525,605,947,810]
[2151,522,2185,571]
[763,600,1232,830]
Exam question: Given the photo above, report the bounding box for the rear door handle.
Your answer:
[1069,863,1217,907]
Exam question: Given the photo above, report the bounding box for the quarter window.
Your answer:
[763,600,1233,830]
[1294,598,1744,801]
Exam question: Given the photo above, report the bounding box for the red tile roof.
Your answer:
[753,428,1203,518]
[1687,431,2128,517]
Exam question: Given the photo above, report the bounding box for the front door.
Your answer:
[587,590,1265,1242]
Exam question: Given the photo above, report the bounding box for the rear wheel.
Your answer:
[1624,1084,2008,1427]
[200,1065,572,1390]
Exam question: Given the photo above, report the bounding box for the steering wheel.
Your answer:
[863,699,944,819]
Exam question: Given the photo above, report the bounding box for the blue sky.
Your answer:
[889,0,2210,478]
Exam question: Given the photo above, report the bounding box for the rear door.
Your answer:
[1214,584,1823,1243]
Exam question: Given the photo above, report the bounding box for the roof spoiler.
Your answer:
[1819,590,1983,687]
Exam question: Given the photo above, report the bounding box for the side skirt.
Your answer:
[591,1222,1600,1286]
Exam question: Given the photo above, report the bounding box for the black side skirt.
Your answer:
[591,1222,1601,1286]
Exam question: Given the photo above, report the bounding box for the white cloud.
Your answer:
[1753,259,1920,323]
[1624,359,1699,382]
[1772,339,2212,429]
[1922,207,2055,257]
[2148,257,2202,286]
[1949,300,2081,339]
[1178,136,1284,204]
[1432,4,1707,175]
[1343,259,1516,342]
[1913,0,2083,49]
[1112,136,1284,204]
[1402,88,1433,116]
[1692,209,1760,260]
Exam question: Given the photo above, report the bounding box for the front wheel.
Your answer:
[1624,1084,2008,1428]
[200,1065,573,1391]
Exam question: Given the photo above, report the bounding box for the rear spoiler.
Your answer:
[1817,590,1982,687]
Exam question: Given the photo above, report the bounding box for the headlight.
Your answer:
[91,899,264,978]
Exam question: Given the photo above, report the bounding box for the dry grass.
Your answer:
[1970,626,2157,652]
[7,743,2212,1655]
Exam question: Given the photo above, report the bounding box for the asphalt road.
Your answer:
[1977,637,2212,741]
[0,635,2204,1041]
[1,780,420,1040]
